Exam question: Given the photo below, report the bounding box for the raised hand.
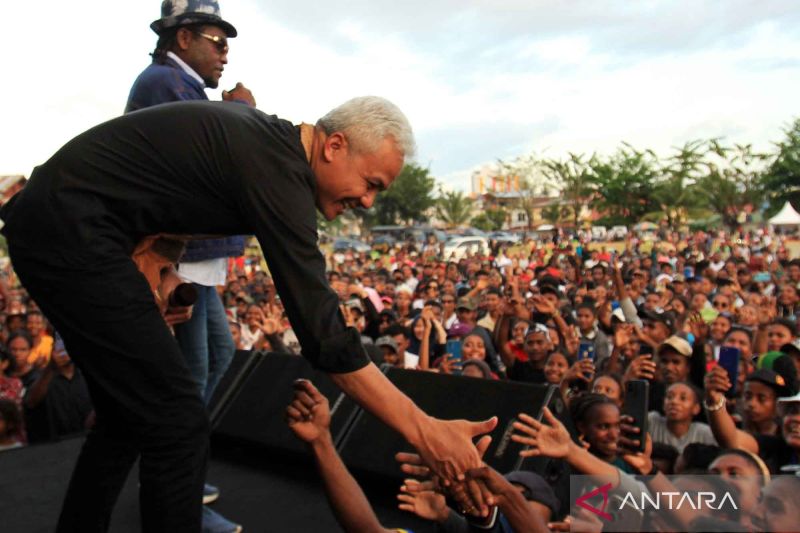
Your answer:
[286,379,331,444]
[511,408,572,458]
[703,363,731,405]
[624,354,656,382]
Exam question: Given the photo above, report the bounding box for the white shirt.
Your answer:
[165,52,229,288]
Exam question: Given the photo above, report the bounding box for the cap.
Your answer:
[151,0,238,37]
[504,471,560,516]
[644,310,676,334]
[746,369,792,397]
[456,296,477,311]
[781,339,800,357]
[447,322,473,338]
[657,335,692,358]
[611,308,626,323]
[375,336,398,353]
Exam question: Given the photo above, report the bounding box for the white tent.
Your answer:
[768,201,800,226]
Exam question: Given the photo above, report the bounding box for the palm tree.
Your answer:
[436,190,472,229]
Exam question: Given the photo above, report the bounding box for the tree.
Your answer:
[762,117,800,216]
[436,189,472,228]
[472,207,508,231]
[370,163,436,225]
[588,144,659,226]
[648,140,708,229]
[696,142,767,230]
[542,153,594,228]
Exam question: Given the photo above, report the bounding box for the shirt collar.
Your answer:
[166,51,206,87]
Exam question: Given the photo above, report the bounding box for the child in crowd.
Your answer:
[648,382,717,453]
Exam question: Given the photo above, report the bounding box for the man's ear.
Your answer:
[175,27,194,51]
[691,401,701,417]
[322,132,348,163]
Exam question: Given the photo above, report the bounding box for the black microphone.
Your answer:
[168,283,198,308]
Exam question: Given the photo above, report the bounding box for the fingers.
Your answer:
[470,416,498,437]
[400,462,431,478]
[541,406,559,427]
[289,398,312,418]
[294,378,325,403]
[465,478,491,516]
[475,435,492,459]
[395,451,424,465]
[286,404,303,423]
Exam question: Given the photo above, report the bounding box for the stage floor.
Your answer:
[0,436,433,532]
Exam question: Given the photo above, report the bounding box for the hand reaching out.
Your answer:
[511,408,572,458]
[286,379,331,444]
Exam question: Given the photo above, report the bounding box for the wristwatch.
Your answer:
[703,395,726,412]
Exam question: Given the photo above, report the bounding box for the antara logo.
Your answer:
[618,491,738,511]
[575,483,739,521]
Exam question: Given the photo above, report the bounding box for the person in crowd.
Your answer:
[126,2,257,525]
[708,448,771,531]
[504,326,551,384]
[648,382,717,453]
[461,359,494,380]
[0,398,24,451]
[753,475,800,533]
[591,372,624,408]
[574,301,610,366]
[0,348,23,407]
[24,338,93,443]
[7,330,39,390]
[26,311,53,369]
[543,351,571,385]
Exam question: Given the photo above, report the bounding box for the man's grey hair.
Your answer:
[316,96,416,159]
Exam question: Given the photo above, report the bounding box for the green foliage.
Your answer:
[762,118,800,216]
[371,163,436,225]
[696,142,767,230]
[472,208,508,231]
[436,189,473,228]
[542,153,594,227]
[588,144,659,226]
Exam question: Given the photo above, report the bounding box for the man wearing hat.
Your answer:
[127,0,254,112]
[126,3,255,530]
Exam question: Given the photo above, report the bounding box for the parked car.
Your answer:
[332,238,371,253]
[370,234,397,253]
[590,225,608,241]
[607,225,628,241]
[488,231,520,245]
[442,236,490,261]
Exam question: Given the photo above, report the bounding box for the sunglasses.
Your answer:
[194,31,229,54]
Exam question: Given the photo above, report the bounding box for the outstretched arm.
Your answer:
[331,364,497,488]
[287,380,393,533]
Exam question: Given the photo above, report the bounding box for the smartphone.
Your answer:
[578,341,595,362]
[638,343,654,357]
[683,266,693,279]
[445,339,463,363]
[718,346,740,397]
[622,380,649,453]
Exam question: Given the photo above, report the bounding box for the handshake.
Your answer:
[286,380,551,532]
[131,235,197,324]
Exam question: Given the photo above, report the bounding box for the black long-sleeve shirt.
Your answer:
[0,101,369,373]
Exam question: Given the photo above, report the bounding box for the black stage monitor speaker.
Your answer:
[212,353,360,454]
[337,367,569,480]
[209,349,265,428]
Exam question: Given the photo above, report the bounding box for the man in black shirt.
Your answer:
[0,98,495,532]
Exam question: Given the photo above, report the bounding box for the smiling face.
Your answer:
[462,334,486,361]
[579,403,620,461]
[313,134,404,220]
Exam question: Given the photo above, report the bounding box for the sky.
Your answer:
[3,1,799,191]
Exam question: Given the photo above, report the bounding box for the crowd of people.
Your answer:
[2,221,800,530]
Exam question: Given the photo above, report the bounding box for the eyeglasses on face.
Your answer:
[193,31,229,54]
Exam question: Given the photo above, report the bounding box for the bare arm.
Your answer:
[287,380,392,533]
[330,363,497,483]
[703,365,759,453]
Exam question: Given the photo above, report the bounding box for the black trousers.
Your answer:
[10,246,208,532]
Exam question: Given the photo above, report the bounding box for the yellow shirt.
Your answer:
[28,334,54,366]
